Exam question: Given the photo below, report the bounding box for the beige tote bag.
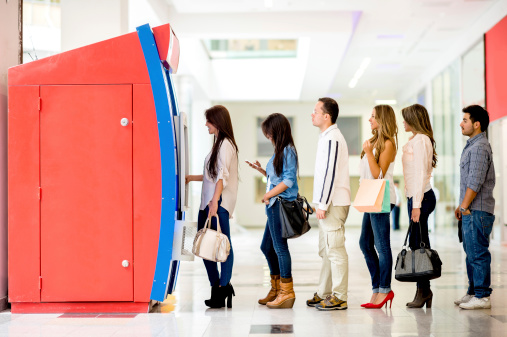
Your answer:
[353,179,387,212]
[192,215,231,262]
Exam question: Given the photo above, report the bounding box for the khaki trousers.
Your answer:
[317,204,349,301]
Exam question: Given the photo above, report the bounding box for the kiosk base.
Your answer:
[11,302,150,314]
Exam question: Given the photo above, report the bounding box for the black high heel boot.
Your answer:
[204,280,220,307]
[225,283,235,308]
[205,283,235,308]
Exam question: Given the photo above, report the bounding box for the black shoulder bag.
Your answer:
[278,195,313,239]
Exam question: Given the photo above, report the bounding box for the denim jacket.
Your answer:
[266,146,299,208]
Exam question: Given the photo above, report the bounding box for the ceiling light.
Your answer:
[376,34,405,39]
[264,0,274,8]
[348,57,371,89]
[375,99,397,105]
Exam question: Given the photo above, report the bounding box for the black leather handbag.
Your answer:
[395,221,442,282]
[278,195,313,239]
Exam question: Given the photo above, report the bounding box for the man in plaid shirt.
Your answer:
[454,105,496,310]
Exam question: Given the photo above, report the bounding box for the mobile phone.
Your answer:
[245,160,259,168]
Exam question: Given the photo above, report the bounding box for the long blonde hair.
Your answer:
[360,105,398,162]
[401,104,437,168]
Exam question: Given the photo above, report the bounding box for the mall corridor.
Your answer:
[1,225,505,336]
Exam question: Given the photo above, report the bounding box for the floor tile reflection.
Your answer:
[249,324,294,334]
[0,226,505,336]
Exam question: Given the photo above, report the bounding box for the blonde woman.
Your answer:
[401,104,437,308]
[359,105,398,309]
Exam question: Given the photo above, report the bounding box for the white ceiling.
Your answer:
[149,0,506,103]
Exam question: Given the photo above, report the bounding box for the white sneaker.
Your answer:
[454,294,473,305]
[459,296,491,310]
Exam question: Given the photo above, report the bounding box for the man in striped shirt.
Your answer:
[306,97,351,311]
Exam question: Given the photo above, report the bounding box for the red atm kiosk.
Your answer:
[8,23,190,313]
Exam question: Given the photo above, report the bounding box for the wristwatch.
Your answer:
[460,206,469,213]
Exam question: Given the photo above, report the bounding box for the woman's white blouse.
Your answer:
[199,139,238,218]
[402,134,433,208]
[359,148,396,204]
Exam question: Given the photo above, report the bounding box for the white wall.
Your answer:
[61,0,128,51]
[490,118,507,243]
[0,0,20,311]
[217,100,397,227]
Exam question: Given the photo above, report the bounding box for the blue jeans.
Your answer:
[359,205,394,293]
[197,201,234,287]
[462,210,495,298]
[407,189,436,289]
[260,200,292,279]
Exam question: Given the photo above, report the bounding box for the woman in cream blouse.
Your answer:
[401,104,438,308]
[186,105,239,309]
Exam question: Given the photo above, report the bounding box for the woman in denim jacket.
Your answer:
[246,113,299,309]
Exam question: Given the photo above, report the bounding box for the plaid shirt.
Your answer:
[459,132,495,214]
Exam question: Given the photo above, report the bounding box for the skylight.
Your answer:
[202,39,298,59]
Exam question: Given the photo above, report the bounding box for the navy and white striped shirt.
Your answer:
[459,132,495,214]
[313,125,351,210]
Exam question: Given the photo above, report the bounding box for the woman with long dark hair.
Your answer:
[359,105,398,309]
[186,105,239,308]
[401,103,437,308]
[246,113,299,309]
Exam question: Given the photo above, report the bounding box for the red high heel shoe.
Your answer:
[365,291,394,309]
[361,293,379,307]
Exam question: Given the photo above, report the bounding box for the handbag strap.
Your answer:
[414,220,425,248]
[299,195,314,219]
[404,220,426,249]
[195,215,222,257]
[402,221,411,249]
[279,194,314,218]
[204,215,222,234]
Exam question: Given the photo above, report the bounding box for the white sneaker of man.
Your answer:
[454,294,473,305]
[459,296,491,310]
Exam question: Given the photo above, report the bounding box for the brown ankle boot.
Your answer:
[266,277,295,309]
[258,275,280,305]
[406,287,421,306]
[407,287,433,308]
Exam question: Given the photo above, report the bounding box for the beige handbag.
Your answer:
[192,215,231,262]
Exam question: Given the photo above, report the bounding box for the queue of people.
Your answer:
[186,100,496,311]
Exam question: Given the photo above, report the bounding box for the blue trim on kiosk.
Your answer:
[136,24,178,302]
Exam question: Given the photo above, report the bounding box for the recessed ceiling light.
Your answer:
[348,57,371,89]
[377,34,405,39]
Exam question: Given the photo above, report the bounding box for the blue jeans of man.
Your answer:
[260,200,292,279]
[407,189,436,289]
[462,210,495,298]
[197,200,234,287]
[391,205,400,230]
[359,205,394,293]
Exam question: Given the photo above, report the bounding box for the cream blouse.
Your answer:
[402,134,433,208]
[199,139,238,218]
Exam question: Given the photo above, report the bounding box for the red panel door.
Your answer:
[8,86,41,302]
[40,85,133,302]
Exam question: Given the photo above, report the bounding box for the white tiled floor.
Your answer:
[0,225,505,336]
